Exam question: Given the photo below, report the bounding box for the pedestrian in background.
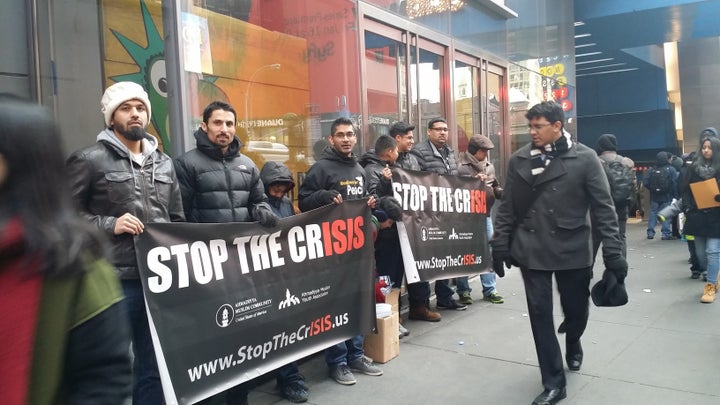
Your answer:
[678,135,720,303]
[643,151,678,240]
[0,95,131,404]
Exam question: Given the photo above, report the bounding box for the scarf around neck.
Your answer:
[530,134,572,176]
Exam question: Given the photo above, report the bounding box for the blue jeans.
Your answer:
[647,199,672,238]
[122,279,163,405]
[694,236,720,284]
[456,217,497,296]
[325,335,364,368]
[276,362,302,385]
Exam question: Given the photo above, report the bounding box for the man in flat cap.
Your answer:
[457,134,504,305]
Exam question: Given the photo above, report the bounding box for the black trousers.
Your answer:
[375,229,431,307]
[520,266,592,390]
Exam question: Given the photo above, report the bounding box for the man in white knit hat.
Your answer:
[66,81,185,404]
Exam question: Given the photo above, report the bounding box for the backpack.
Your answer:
[647,166,672,194]
[600,156,636,206]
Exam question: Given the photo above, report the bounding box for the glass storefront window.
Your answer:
[364,30,407,147]
[166,0,362,190]
[412,47,445,143]
[453,60,477,152]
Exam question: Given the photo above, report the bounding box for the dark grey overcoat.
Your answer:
[491,141,622,270]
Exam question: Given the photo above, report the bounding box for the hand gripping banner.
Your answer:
[392,168,491,283]
[134,199,375,404]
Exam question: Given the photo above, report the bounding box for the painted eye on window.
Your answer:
[149,59,167,97]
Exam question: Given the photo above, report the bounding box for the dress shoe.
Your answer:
[531,387,566,405]
[566,341,583,371]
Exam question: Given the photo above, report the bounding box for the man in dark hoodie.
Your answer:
[174,100,278,405]
[642,151,678,240]
[298,117,383,386]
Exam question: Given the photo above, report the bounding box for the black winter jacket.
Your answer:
[679,166,720,238]
[359,149,393,197]
[396,151,421,171]
[298,146,368,212]
[410,139,458,175]
[67,129,184,279]
[174,129,270,223]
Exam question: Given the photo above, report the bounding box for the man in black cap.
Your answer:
[594,133,635,257]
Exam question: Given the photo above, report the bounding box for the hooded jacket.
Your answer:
[67,129,184,279]
[260,161,295,219]
[298,146,368,212]
[359,149,393,197]
[642,151,678,200]
[174,128,270,223]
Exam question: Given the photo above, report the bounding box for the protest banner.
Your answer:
[135,199,375,404]
[392,168,490,283]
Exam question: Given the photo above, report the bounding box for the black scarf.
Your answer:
[530,134,571,176]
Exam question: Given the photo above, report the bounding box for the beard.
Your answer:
[117,126,145,141]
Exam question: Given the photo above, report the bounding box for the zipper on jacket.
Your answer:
[223,158,236,222]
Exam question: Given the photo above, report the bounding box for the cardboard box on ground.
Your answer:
[364,289,401,363]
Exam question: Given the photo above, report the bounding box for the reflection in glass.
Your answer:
[364,31,406,148]
[412,48,444,143]
[453,60,477,152]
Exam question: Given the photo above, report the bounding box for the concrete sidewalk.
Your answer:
[251,220,720,405]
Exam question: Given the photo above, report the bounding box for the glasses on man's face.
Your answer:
[430,127,449,132]
[528,123,552,131]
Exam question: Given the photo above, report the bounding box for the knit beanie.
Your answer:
[596,134,617,153]
[101,82,152,127]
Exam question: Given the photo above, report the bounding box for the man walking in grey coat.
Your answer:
[491,101,627,405]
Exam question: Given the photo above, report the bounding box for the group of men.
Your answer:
[66,80,627,405]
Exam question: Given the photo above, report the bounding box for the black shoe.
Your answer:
[532,387,567,405]
[566,341,583,371]
[279,380,309,403]
[436,299,467,311]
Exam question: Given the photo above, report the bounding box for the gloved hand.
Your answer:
[657,214,666,223]
[254,205,278,228]
[603,253,628,283]
[714,194,720,202]
[317,189,340,205]
[492,248,512,278]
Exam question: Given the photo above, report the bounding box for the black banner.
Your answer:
[135,200,375,404]
[392,168,490,282]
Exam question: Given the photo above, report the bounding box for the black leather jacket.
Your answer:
[67,129,185,279]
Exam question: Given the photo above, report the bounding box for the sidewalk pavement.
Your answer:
[249,220,720,405]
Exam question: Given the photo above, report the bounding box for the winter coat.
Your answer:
[298,146,368,212]
[174,129,270,223]
[396,151,421,171]
[491,142,622,270]
[679,166,720,238]
[260,161,296,219]
[66,130,184,279]
[410,139,458,175]
[642,151,678,201]
[359,149,393,197]
[456,151,497,210]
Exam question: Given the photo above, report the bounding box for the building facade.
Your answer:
[3,0,577,187]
